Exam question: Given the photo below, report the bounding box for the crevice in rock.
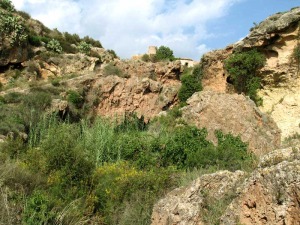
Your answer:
[0,62,24,73]
[226,76,234,85]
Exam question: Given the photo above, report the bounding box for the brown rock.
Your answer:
[151,170,246,225]
[181,91,281,156]
[87,60,182,121]
[221,146,300,225]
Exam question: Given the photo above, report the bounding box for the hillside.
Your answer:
[0,1,300,224]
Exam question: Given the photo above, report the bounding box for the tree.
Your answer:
[225,49,265,105]
[155,46,175,61]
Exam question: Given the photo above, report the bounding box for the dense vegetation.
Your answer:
[178,65,203,102]
[0,87,255,224]
[225,49,266,105]
[0,0,104,56]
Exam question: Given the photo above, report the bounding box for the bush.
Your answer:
[28,35,42,47]
[225,49,265,105]
[178,66,202,102]
[63,32,80,45]
[22,190,55,225]
[0,0,15,11]
[103,63,128,78]
[77,41,91,54]
[92,161,176,224]
[82,36,102,48]
[155,46,175,61]
[107,49,118,58]
[18,10,31,20]
[0,14,28,46]
[141,54,150,62]
[46,39,62,53]
[67,90,83,107]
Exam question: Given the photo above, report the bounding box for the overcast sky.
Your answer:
[11,0,300,60]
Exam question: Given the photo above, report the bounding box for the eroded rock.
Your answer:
[181,90,281,155]
[151,170,246,225]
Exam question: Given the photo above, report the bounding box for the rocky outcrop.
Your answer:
[152,145,300,225]
[201,7,300,140]
[221,146,300,225]
[181,90,281,155]
[151,170,246,225]
[36,53,101,79]
[88,61,182,120]
[201,46,233,93]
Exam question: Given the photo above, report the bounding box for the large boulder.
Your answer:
[151,170,246,225]
[181,91,281,156]
[221,146,300,225]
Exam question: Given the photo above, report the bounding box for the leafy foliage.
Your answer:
[0,14,28,46]
[46,39,63,53]
[178,65,203,102]
[155,45,175,61]
[0,0,15,12]
[225,49,265,105]
[77,41,92,54]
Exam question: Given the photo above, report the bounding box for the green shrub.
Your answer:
[22,190,55,225]
[225,49,265,105]
[141,54,150,62]
[77,41,91,54]
[46,39,62,53]
[0,0,15,11]
[67,90,83,107]
[92,162,176,224]
[50,78,60,87]
[107,49,118,58]
[18,10,31,20]
[178,66,202,102]
[28,35,41,46]
[82,36,102,48]
[59,40,78,53]
[103,63,128,77]
[155,46,175,61]
[63,32,80,45]
[114,112,147,133]
[0,14,28,46]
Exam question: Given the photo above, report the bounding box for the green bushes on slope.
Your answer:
[0,108,255,224]
[178,65,203,102]
[225,49,266,105]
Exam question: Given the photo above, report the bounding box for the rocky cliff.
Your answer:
[201,7,300,140]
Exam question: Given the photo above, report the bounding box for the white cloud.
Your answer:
[12,0,241,60]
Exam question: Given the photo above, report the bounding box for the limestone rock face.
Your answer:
[221,146,300,225]
[201,47,233,93]
[181,90,281,155]
[88,61,182,120]
[201,7,300,140]
[36,53,101,79]
[151,170,246,225]
[152,146,300,225]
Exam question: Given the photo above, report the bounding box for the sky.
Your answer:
[11,0,300,60]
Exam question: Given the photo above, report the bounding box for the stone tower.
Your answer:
[148,46,157,55]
